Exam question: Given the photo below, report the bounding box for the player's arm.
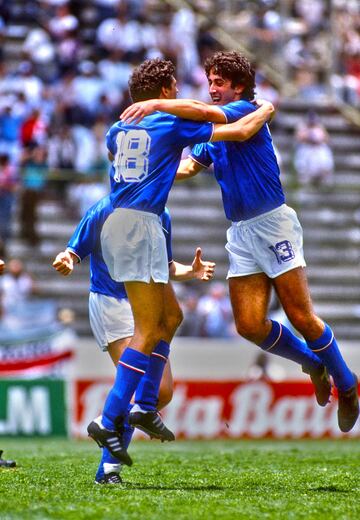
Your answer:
[121,99,227,124]
[176,157,204,181]
[169,247,215,282]
[52,249,80,276]
[211,100,274,142]
[52,209,95,276]
[0,259,4,275]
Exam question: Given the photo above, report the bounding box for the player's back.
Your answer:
[106,111,212,216]
[67,196,173,298]
[67,196,128,299]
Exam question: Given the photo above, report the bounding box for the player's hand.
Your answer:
[0,259,5,275]
[120,100,157,124]
[52,251,74,276]
[192,247,216,281]
[255,99,275,121]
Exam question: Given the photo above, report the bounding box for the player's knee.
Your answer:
[235,319,265,344]
[140,326,165,351]
[164,306,183,337]
[287,311,319,337]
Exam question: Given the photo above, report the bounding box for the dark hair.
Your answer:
[204,51,256,100]
[128,58,175,102]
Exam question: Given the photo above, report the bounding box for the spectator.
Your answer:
[0,104,24,164]
[197,282,234,338]
[19,145,48,245]
[70,61,106,126]
[22,27,57,82]
[294,111,334,187]
[176,289,203,337]
[15,62,43,108]
[20,108,48,148]
[0,258,34,312]
[47,124,77,202]
[98,50,133,106]
[0,154,18,256]
[48,3,79,41]
[170,7,199,82]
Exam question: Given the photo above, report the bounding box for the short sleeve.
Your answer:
[106,126,116,156]
[67,209,99,260]
[189,142,212,168]
[220,100,255,124]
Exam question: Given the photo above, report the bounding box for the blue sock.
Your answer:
[306,323,355,391]
[102,348,149,430]
[260,320,322,370]
[95,406,135,480]
[134,340,170,411]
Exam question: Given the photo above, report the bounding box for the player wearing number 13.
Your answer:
[87,58,275,464]
[121,51,359,433]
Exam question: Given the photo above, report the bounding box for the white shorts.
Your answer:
[226,204,306,279]
[89,292,134,351]
[101,207,169,284]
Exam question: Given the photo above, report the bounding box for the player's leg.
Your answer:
[238,206,333,405]
[158,360,173,410]
[130,282,181,439]
[134,281,180,410]
[274,267,359,431]
[95,337,132,485]
[88,293,135,482]
[92,280,166,441]
[229,272,272,344]
[228,265,323,365]
[107,337,132,366]
[89,209,170,458]
[88,280,166,464]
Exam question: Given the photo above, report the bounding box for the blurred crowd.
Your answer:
[0,0,346,338]
[0,0,222,256]
[174,280,289,339]
[217,0,360,106]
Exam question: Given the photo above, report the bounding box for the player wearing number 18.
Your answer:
[86,58,275,464]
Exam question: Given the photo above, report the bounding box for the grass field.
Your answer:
[1,438,360,520]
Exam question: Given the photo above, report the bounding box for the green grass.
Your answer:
[0,439,360,520]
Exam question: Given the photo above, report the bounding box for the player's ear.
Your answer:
[234,84,245,97]
[160,85,170,99]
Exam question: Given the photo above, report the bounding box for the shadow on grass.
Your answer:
[309,486,351,493]
[124,483,225,491]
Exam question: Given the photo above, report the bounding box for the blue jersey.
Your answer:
[190,100,285,222]
[67,196,173,299]
[106,112,213,216]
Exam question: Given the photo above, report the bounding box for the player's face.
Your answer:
[166,77,178,99]
[208,69,243,105]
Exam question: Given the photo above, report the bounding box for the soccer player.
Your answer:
[53,196,215,483]
[85,57,274,466]
[121,51,359,433]
[0,261,17,469]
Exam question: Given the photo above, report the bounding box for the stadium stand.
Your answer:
[1,1,360,339]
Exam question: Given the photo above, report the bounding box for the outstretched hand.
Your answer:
[192,247,216,281]
[52,251,74,276]
[120,100,157,124]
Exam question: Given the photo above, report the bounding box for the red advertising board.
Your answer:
[72,379,360,439]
